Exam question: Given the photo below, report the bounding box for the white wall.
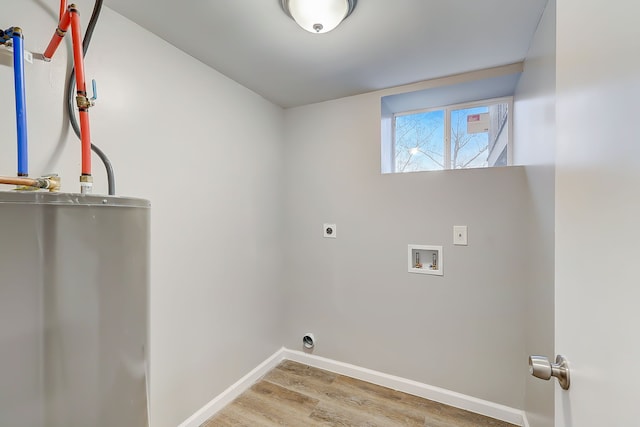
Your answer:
[0,2,285,427]
[556,0,640,425]
[513,1,556,426]
[282,90,533,409]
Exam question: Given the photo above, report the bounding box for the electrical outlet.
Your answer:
[323,223,336,238]
[453,225,468,245]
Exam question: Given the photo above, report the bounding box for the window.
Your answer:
[384,97,512,173]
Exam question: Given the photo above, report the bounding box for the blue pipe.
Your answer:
[12,28,28,177]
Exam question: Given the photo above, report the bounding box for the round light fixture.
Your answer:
[281,0,357,34]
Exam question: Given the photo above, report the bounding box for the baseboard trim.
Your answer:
[282,349,525,426]
[180,347,526,427]
[177,348,287,427]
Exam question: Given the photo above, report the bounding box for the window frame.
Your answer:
[390,96,514,173]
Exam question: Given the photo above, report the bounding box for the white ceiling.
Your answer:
[104,0,548,108]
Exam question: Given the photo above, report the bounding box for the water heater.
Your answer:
[0,192,150,427]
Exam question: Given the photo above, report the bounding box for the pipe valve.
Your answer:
[76,80,97,109]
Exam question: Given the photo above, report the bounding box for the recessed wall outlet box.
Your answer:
[453,226,468,245]
[408,244,443,276]
[323,223,336,238]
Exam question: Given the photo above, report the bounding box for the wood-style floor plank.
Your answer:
[202,361,518,427]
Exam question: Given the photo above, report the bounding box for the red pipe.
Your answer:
[43,8,71,60]
[43,3,93,181]
[70,10,91,177]
[59,0,67,21]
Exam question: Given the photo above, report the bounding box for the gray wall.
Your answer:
[0,2,285,427]
[282,91,532,409]
[514,0,556,425]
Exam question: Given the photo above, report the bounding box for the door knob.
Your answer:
[528,354,570,390]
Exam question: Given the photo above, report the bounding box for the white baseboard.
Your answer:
[177,348,287,427]
[282,349,525,426]
[180,347,527,427]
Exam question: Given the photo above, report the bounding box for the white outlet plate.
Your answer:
[323,223,336,238]
[453,226,468,245]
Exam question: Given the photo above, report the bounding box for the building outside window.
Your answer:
[390,97,512,173]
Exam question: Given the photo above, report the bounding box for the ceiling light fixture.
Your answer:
[281,0,357,34]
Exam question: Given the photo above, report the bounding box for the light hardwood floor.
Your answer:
[202,360,518,427]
